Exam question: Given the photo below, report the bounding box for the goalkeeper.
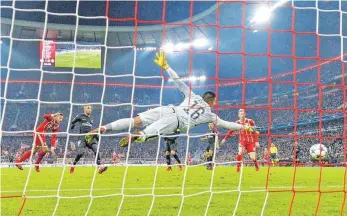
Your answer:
[87,52,255,147]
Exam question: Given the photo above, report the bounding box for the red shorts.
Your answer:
[33,134,47,147]
[240,141,255,153]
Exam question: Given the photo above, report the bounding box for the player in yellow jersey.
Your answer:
[270,143,279,166]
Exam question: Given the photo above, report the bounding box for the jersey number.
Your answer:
[184,100,205,120]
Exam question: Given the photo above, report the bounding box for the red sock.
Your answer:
[35,150,46,164]
[236,154,242,166]
[19,150,32,162]
[254,160,259,169]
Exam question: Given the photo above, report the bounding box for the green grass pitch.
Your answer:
[55,50,101,68]
[1,166,346,216]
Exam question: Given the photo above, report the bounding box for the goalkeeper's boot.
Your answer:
[70,166,75,174]
[98,166,108,174]
[178,165,183,172]
[35,165,40,172]
[15,160,23,170]
[165,167,172,172]
[120,131,143,148]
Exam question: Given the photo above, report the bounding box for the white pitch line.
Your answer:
[1,185,344,193]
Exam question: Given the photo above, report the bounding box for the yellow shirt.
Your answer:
[270,147,278,154]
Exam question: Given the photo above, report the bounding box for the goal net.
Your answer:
[0,0,346,215]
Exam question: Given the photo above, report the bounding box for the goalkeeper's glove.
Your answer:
[243,125,254,132]
[154,51,169,70]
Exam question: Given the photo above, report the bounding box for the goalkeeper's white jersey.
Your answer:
[175,93,216,128]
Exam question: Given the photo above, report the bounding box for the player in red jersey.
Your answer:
[221,109,259,172]
[15,113,64,172]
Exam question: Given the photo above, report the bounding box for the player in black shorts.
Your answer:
[201,123,219,170]
[164,129,182,172]
[70,105,107,174]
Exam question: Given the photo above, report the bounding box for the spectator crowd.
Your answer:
[1,76,346,166]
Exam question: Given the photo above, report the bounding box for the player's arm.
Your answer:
[50,126,59,155]
[221,129,233,144]
[70,114,81,130]
[154,51,191,97]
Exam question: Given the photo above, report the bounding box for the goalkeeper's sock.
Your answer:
[173,154,181,164]
[35,150,46,164]
[19,150,32,162]
[166,155,171,166]
[105,118,134,131]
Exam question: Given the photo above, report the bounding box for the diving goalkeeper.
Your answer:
[87,52,255,147]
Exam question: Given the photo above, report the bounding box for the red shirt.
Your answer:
[224,118,258,143]
[36,114,60,147]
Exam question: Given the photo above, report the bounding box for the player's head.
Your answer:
[271,143,275,147]
[202,91,216,107]
[84,105,92,115]
[54,113,64,124]
[208,123,214,130]
[238,109,245,119]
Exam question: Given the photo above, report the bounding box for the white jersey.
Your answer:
[175,93,216,128]
[166,67,242,131]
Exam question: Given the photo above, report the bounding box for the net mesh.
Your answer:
[0,0,346,215]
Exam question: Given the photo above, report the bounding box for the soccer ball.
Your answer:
[310,144,328,160]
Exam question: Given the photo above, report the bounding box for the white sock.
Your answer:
[104,118,134,131]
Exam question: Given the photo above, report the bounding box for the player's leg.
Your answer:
[165,151,171,171]
[95,107,163,135]
[236,144,244,172]
[34,146,49,172]
[86,136,107,174]
[165,140,172,171]
[171,150,182,171]
[86,141,108,174]
[247,144,259,171]
[120,108,178,147]
[16,135,41,170]
[206,150,214,170]
[16,148,32,170]
[70,140,85,174]
[33,134,47,172]
[271,154,275,166]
